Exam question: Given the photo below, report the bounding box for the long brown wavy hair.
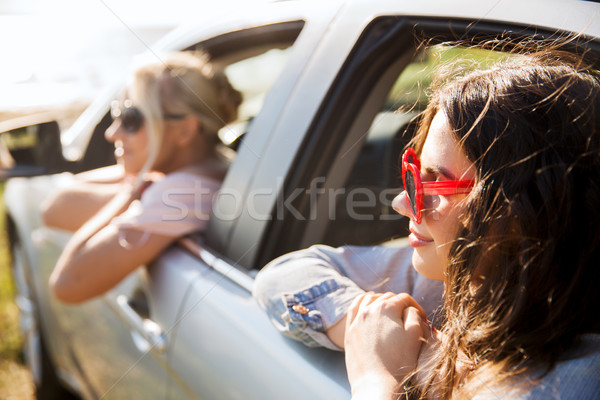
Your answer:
[409,44,600,398]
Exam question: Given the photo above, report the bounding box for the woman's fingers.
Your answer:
[403,306,425,340]
[347,292,394,325]
[344,293,428,396]
[389,293,428,322]
[346,292,372,325]
[347,292,429,327]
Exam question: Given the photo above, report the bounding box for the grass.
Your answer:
[0,184,35,399]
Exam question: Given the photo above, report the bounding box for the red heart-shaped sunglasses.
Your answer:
[401,148,474,224]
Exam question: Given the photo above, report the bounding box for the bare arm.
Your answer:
[325,315,348,348]
[41,165,164,232]
[48,188,174,303]
[41,165,127,232]
[73,164,127,184]
[41,181,123,231]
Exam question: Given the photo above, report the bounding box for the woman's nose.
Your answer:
[105,119,121,143]
[392,191,413,219]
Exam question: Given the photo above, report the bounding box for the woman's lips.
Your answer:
[408,228,433,247]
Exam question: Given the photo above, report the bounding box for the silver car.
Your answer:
[4,0,600,399]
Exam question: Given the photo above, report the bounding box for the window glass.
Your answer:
[225,48,291,121]
[218,47,292,147]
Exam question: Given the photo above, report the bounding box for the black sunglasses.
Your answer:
[110,100,187,134]
[111,100,144,133]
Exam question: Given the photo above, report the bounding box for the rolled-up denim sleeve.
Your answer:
[252,244,442,351]
[253,249,365,350]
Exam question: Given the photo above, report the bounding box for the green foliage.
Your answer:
[385,45,510,111]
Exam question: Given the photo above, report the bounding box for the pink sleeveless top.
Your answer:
[112,165,222,241]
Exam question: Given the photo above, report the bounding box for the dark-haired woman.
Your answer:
[256,48,600,399]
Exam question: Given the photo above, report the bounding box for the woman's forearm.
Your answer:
[49,189,135,299]
[41,182,124,231]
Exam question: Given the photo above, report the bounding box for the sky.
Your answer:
[0,0,270,112]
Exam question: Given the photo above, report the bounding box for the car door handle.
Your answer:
[115,294,167,353]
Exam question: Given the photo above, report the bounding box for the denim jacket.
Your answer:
[253,243,444,350]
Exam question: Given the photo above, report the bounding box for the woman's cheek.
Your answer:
[422,196,441,220]
[429,197,461,242]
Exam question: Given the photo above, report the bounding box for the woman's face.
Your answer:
[393,111,476,281]
[105,99,150,175]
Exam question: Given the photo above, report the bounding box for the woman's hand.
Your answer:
[344,292,428,400]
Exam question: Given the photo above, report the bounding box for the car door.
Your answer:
[165,12,417,400]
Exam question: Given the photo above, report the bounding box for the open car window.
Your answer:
[218,47,293,150]
[64,21,305,174]
[258,16,583,267]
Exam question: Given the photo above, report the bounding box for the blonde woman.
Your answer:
[44,52,241,303]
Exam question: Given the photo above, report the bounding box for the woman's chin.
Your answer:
[412,248,445,281]
[119,159,143,176]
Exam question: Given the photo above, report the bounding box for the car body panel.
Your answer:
[5,173,183,397]
[154,246,348,400]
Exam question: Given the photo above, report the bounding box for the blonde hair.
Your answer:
[127,51,242,180]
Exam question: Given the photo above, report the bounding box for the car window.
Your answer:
[386,45,510,112]
[73,22,303,174]
[258,17,551,266]
[187,20,304,156]
[225,48,291,121]
[218,47,292,149]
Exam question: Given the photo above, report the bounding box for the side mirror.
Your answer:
[0,120,69,180]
